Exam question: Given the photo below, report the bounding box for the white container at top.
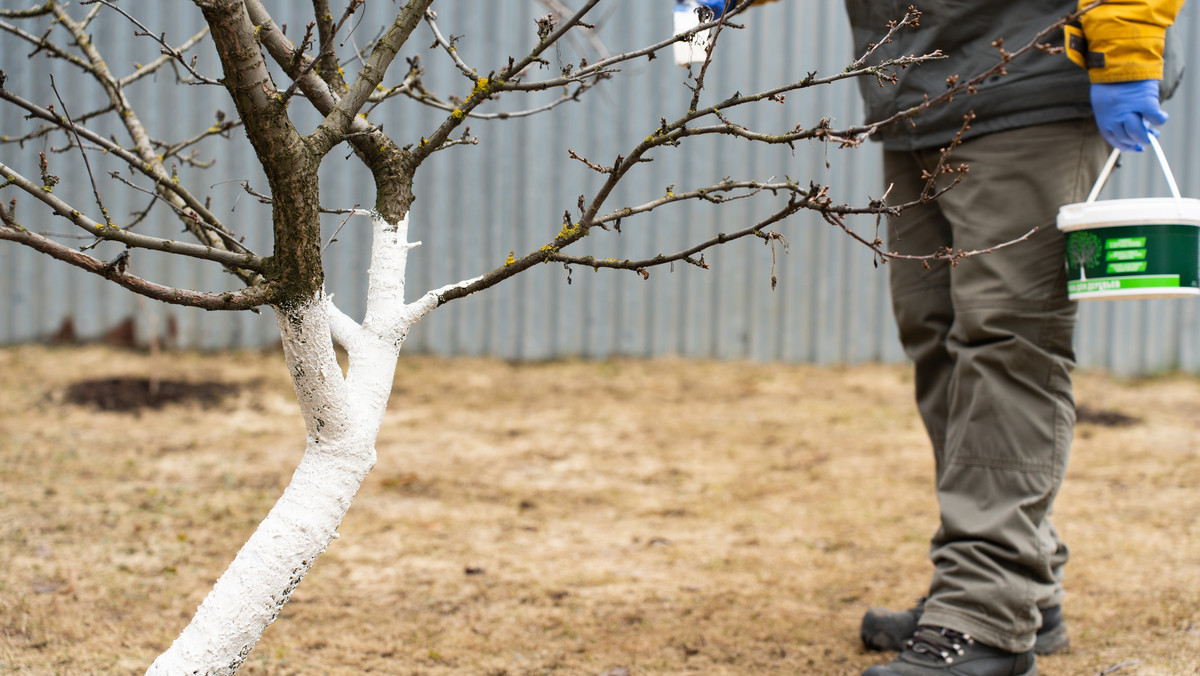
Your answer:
[673,0,716,66]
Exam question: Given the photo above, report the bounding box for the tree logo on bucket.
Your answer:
[1067,231,1102,279]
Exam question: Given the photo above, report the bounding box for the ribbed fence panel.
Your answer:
[2,2,1199,374]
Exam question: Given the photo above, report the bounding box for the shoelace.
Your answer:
[906,626,975,665]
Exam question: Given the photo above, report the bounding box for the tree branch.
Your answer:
[81,1,221,85]
[0,223,274,310]
[326,296,364,350]
[11,5,267,288]
[311,0,352,95]
[310,0,434,155]
[0,161,266,269]
[0,16,93,72]
[0,83,256,261]
[0,2,53,19]
[243,0,418,222]
[408,0,604,164]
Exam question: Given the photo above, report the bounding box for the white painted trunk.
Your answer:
[147,214,474,675]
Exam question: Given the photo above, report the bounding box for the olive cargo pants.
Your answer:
[883,119,1110,653]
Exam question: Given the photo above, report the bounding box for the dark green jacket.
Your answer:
[844,1,1095,151]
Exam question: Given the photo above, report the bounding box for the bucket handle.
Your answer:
[1086,132,1183,204]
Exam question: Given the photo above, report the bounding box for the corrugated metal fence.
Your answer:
[2,1,1199,375]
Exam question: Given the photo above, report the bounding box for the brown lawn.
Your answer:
[1,345,1197,675]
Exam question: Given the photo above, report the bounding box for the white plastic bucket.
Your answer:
[673,2,713,66]
[1056,135,1200,300]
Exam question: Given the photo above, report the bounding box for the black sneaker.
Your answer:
[861,599,1069,656]
[861,626,1036,676]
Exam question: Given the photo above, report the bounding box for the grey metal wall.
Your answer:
[2,1,1199,375]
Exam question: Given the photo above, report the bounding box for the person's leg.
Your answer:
[882,149,955,476]
[915,119,1109,653]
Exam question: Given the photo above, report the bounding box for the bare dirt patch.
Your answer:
[1,345,1197,675]
[1076,404,1141,428]
[63,377,241,412]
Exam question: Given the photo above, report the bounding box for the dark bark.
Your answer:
[199,0,324,304]
[242,0,433,224]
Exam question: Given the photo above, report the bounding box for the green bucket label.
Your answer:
[1107,237,1146,249]
[1106,248,1146,262]
[1106,261,1148,274]
[1069,275,1180,295]
[1065,223,1200,296]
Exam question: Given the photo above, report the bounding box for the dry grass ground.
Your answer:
[0,345,1197,676]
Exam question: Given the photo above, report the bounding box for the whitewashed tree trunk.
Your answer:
[148,214,471,675]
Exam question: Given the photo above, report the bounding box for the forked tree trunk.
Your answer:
[147,215,453,675]
[147,293,369,675]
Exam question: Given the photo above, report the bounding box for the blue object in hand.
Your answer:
[677,0,729,20]
[1090,80,1169,152]
[699,0,729,18]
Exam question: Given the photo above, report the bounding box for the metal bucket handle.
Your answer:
[1086,132,1182,204]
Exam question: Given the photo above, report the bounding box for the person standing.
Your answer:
[841,1,1184,675]
[673,1,1182,673]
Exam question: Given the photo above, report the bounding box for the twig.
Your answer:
[323,207,360,252]
[107,171,245,249]
[80,0,220,85]
[49,75,113,229]
[411,0,604,162]
[635,2,1086,153]
[847,5,925,71]
[537,0,612,60]
[423,9,478,79]
[595,180,775,222]
[119,27,215,87]
[0,18,93,72]
[919,114,974,201]
[0,85,255,258]
[1094,661,1141,676]
[124,194,159,231]
[549,204,803,278]
[239,181,381,219]
[380,81,589,120]
[0,102,120,148]
[154,117,241,162]
[0,162,265,270]
[0,223,274,310]
[853,3,1100,143]
[77,1,103,30]
[685,3,732,116]
[0,3,53,19]
[279,24,327,104]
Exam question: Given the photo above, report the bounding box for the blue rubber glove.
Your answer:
[1090,80,1169,152]
[700,0,729,17]
[678,0,729,20]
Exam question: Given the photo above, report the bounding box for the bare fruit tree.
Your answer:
[0,1,1078,673]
